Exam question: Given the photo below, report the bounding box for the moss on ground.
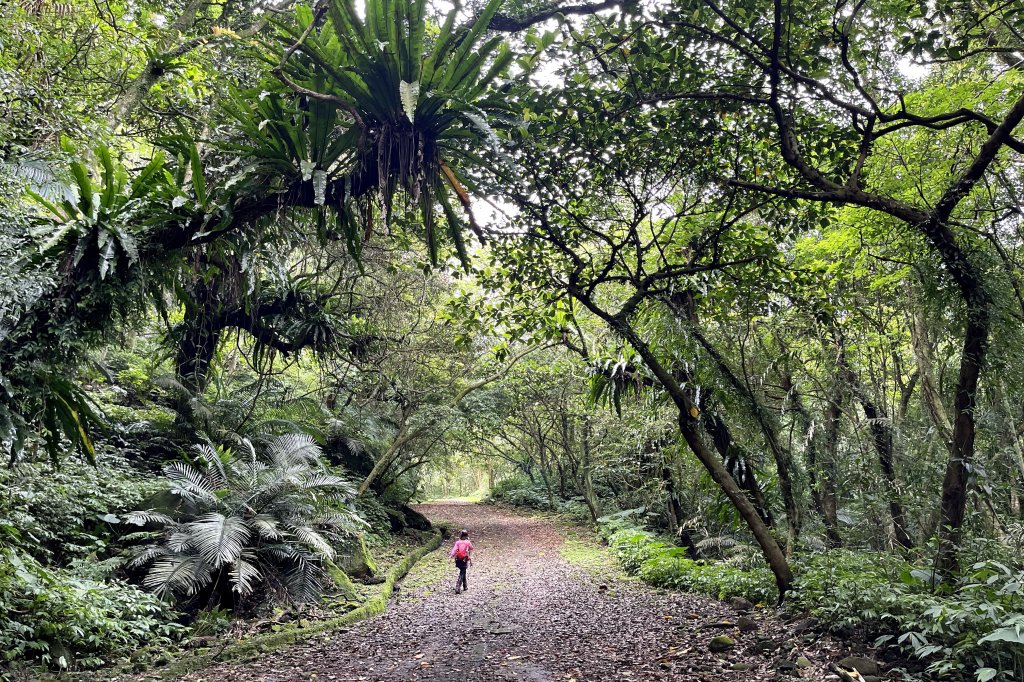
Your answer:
[556,526,630,584]
[401,551,447,589]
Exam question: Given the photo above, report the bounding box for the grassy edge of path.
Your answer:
[102,528,443,681]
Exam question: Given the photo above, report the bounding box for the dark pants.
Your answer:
[455,558,468,591]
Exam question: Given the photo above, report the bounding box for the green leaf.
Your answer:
[189,143,206,207]
[399,79,419,123]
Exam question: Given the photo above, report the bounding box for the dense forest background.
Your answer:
[1,0,1024,679]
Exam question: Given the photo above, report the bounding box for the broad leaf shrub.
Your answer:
[789,551,1024,681]
[598,521,1024,679]
[599,522,777,604]
[487,477,593,521]
[129,434,366,608]
[0,547,180,671]
[0,453,157,563]
[487,476,551,508]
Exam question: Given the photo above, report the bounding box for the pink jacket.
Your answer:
[450,539,473,560]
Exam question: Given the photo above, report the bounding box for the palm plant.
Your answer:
[128,434,365,606]
[225,0,516,263]
[2,144,175,463]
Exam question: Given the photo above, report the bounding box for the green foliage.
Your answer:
[602,523,777,604]
[0,547,180,671]
[790,552,1024,680]
[264,0,518,262]
[487,475,551,508]
[0,453,157,563]
[129,434,366,607]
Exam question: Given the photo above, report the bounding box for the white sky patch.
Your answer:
[473,196,520,233]
[898,56,930,82]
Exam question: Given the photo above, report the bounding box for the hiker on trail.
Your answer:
[449,529,473,594]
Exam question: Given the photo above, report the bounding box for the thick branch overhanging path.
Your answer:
[180,504,852,681]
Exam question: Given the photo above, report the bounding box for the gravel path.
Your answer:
[183,503,847,681]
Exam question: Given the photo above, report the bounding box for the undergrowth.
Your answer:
[607,518,1024,681]
[0,547,181,672]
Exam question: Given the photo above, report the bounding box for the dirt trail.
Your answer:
[184,503,847,681]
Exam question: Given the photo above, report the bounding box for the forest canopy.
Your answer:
[1,0,1024,679]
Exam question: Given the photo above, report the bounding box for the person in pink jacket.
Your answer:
[449,529,474,593]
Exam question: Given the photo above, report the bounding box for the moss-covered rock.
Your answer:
[709,635,736,652]
[323,559,359,600]
[336,534,379,580]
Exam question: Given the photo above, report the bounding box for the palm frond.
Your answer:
[143,555,213,598]
[132,431,366,607]
[127,545,170,569]
[188,512,251,567]
[289,525,335,558]
[284,555,329,603]
[266,432,322,467]
[231,552,263,596]
[124,509,174,526]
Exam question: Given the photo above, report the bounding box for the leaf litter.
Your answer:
[180,503,873,681]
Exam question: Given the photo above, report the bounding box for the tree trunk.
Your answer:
[675,411,793,597]
[935,306,989,577]
[580,424,601,522]
[702,411,773,526]
[908,300,953,445]
[666,296,801,554]
[819,396,844,548]
[687,326,802,554]
[662,464,684,533]
[584,304,793,598]
[858,396,915,550]
[825,321,914,549]
[783,373,843,548]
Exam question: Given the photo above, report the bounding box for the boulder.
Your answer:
[776,659,800,676]
[791,617,819,634]
[837,656,880,676]
[336,533,379,581]
[323,559,359,600]
[401,504,432,531]
[709,635,736,653]
[730,596,754,612]
[385,508,408,532]
[736,616,759,632]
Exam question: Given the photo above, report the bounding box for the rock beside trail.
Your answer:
[709,634,736,652]
[730,596,754,612]
[336,533,379,580]
[736,616,759,632]
[837,655,880,676]
[792,616,819,634]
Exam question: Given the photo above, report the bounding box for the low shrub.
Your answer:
[0,453,157,564]
[559,498,594,524]
[129,434,366,608]
[486,476,552,508]
[790,552,1024,681]
[603,522,777,604]
[0,547,181,671]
